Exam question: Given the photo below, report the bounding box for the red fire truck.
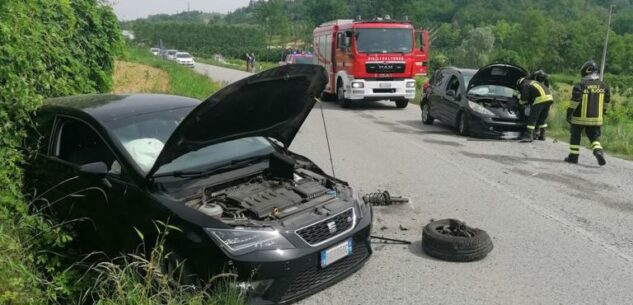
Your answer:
[313,19,429,108]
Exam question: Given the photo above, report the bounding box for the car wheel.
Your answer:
[395,99,409,108]
[337,82,351,108]
[422,219,493,262]
[421,100,434,125]
[159,245,196,287]
[457,112,469,136]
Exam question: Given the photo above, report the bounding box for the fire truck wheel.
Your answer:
[422,219,493,262]
[395,99,409,108]
[337,83,352,108]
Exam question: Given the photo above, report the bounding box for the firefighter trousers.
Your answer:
[526,101,552,132]
[569,125,602,155]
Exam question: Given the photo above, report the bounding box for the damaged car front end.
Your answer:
[26,64,372,304]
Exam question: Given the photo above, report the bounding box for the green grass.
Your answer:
[124,47,220,100]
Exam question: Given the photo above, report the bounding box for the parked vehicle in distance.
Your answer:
[150,48,160,56]
[175,52,195,67]
[420,64,528,139]
[279,53,314,66]
[164,49,178,60]
[24,65,372,305]
[313,18,429,108]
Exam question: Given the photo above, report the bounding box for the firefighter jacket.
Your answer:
[519,80,553,106]
[568,76,610,126]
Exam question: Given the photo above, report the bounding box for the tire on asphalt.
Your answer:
[457,112,469,136]
[395,99,409,108]
[422,219,493,262]
[420,100,434,125]
[337,81,352,108]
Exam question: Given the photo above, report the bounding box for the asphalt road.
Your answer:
[193,62,251,84]
[198,66,633,305]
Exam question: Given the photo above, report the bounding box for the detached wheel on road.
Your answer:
[395,99,409,108]
[337,82,352,108]
[421,100,434,125]
[422,219,493,262]
[457,112,470,136]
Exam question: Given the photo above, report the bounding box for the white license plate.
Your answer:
[379,83,391,88]
[320,239,352,268]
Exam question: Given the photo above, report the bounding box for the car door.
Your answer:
[427,70,447,120]
[43,116,132,254]
[442,74,463,126]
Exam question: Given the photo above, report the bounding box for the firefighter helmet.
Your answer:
[516,77,526,89]
[580,60,598,77]
[531,70,549,83]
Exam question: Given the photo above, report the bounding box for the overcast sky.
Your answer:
[111,0,251,21]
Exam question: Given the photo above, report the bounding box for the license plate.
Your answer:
[320,239,352,268]
[379,83,391,88]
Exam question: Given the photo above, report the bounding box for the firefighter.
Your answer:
[565,60,610,166]
[516,71,554,142]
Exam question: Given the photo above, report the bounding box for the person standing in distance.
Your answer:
[565,60,611,166]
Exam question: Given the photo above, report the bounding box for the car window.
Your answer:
[55,118,119,174]
[445,75,460,93]
[27,112,55,154]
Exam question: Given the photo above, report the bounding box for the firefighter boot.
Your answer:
[520,130,534,143]
[564,154,579,164]
[537,129,546,141]
[594,149,606,166]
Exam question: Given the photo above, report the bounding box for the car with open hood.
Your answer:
[420,64,529,138]
[24,64,372,304]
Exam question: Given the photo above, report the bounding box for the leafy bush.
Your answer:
[0,1,122,303]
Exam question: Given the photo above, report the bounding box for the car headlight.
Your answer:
[205,227,295,256]
[468,101,495,117]
[406,81,416,88]
[352,82,364,88]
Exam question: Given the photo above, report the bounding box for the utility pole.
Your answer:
[599,4,615,81]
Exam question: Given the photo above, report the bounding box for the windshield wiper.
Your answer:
[155,154,270,178]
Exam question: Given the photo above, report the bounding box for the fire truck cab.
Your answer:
[313,19,429,108]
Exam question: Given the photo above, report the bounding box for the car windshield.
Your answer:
[468,85,515,98]
[355,28,413,53]
[104,107,274,175]
[168,50,177,55]
[177,53,192,58]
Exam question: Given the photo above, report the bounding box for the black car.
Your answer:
[420,64,529,138]
[24,65,372,304]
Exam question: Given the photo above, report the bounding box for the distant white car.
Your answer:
[150,48,160,56]
[175,52,195,67]
[165,49,178,60]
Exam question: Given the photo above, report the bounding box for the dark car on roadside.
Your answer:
[24,65,372,305]
[420,64,529,139]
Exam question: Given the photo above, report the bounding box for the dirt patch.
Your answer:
[113,61,169,94]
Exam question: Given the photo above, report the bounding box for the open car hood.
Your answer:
[467,63,528,92]
[148,64,327,177]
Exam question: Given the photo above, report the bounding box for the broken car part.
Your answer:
[362,191,409,206]
[422,219,493,262]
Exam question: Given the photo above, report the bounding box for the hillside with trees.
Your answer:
[126,0,633,75]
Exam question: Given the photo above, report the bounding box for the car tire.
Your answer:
[457,112,469,136]
[395,99,409,108]
[159,244,196,287]
[421,100,434,125]
[337,82,352,108]
[422,219,493,262]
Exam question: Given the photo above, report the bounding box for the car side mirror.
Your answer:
[446,90,455,97]
[79,161,108,178]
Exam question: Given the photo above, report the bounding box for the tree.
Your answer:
[455,27,496,68]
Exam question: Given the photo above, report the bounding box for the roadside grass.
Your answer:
[196,56,278,73]
[113,61,169,94]
[122,47,220,100]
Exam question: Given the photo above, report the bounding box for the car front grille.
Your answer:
[366,63,405,73]
[295,208,355,246]
[281,242,369,301]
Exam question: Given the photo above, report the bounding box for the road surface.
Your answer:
[198,66,633,305]
[193,62,251,84]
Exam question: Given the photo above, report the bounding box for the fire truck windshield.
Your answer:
[355,28,413,54]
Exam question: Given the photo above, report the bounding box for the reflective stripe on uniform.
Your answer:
[538,124,548,128]
[591,141,603,150]
[570,145,580,149]
[581,93,588,119]
[526,125,535,130]
[570,144,580,154]
[571,116,603,126]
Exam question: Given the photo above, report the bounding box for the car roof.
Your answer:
[440,66,477,76]
[43,94,200,124]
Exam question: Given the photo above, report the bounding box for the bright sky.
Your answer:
[111,0,251,20]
